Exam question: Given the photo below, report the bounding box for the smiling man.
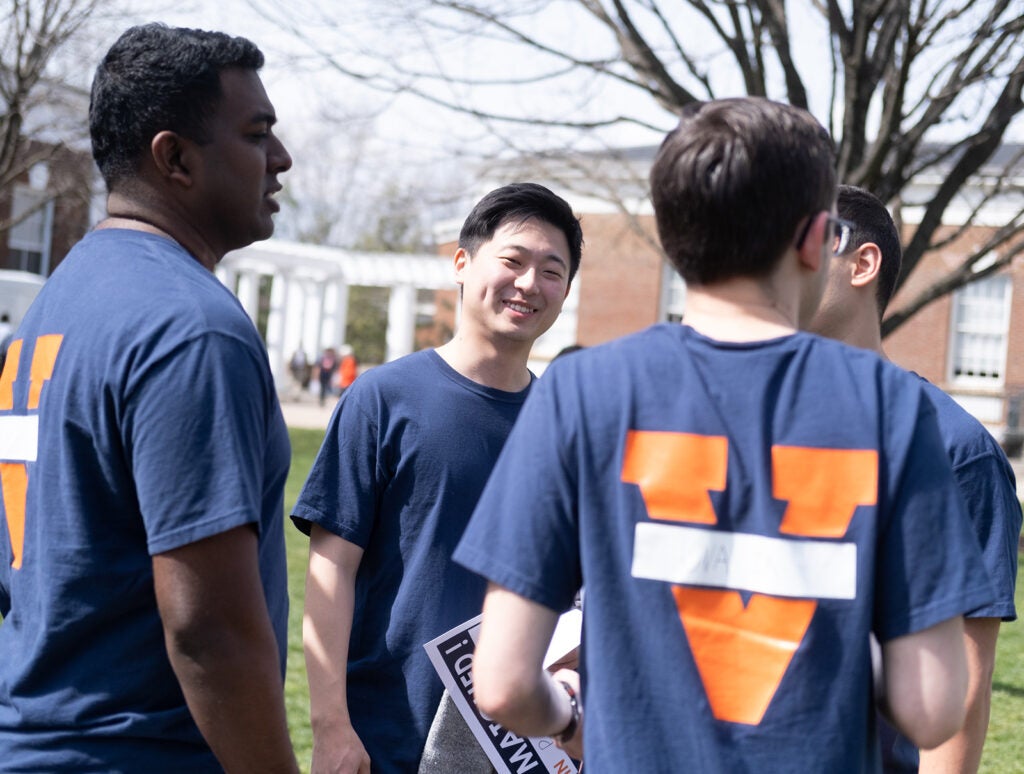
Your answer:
[0,23,296,773]
[293,183,582,774]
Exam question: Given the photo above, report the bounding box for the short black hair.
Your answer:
[650,98,836,285]
[459,183,583,282]
[90,23,264,189]
[836,185,903,318]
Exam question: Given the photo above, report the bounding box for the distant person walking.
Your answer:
[317,347,339,406]
[339,345,358,394]
[289,349,310,399]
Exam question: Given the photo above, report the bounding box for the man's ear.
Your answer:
[453,246,470,285]
[795,211,828,272]
[849,242,882,289]
[150,130,194,188]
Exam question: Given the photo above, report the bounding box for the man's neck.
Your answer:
[844,324,886,357]
[682,278,800,342]
[831,303,887,357]
[435,333,533,392]
[101,191,220,271]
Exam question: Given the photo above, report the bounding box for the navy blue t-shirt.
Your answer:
[456,324,993,774]
[0,230,290,772]
[293,349,531,773]
[879,376,1021,773]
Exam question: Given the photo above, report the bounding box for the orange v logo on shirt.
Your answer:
[622,430,878,725]
[0,335,63,570]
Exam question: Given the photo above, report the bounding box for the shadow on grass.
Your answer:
[992,681,1024,699]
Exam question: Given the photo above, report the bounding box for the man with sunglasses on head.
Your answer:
[455,97,993,772]
[808,184,1020,774]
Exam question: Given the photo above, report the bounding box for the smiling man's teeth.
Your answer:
[507,302,533,313]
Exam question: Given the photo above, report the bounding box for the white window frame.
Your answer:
[660,261,687,323]
[947,273,1012,389]
[8,183,54,276]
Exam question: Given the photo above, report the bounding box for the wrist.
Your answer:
[555,680,580,744]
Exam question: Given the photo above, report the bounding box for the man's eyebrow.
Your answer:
[545,253,568,269]
[249,111,277,126]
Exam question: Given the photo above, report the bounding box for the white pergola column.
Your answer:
[317,279,349,353]
[334,280,350,348]
[234,270,261,322]
[295,278,318,363]
[385,283,416,363]
[216,265,237,293]
[264,271,291,387]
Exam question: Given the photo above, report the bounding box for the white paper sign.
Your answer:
[423,612,581,774]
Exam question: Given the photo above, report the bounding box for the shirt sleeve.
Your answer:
[873,396,997,641]
[952,451,1021,620]
[123,331,274,555]
[290,380,383,548]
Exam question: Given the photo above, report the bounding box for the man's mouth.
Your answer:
[506,301,535,314]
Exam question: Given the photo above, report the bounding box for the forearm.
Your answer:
[473,585,575,740]
[304,546,357,732]
[302,528,370,773]
[918,617,999,774]
[484,667,574,739]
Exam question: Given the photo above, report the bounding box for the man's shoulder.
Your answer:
[356,349,434,381]
[916,378,1007,466]
[341,350,438,399]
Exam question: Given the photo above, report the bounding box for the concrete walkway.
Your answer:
[280,395,336,430]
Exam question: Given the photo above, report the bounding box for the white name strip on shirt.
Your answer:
[632,521,856,599]
[0,415,39,462]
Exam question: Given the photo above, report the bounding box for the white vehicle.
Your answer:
[0,269,46,329]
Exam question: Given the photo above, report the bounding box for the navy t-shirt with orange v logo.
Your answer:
[0,230,290,771]
[455,323,994,774]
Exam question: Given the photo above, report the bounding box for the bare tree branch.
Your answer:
[1,0,102,237]
[258,0,1024,337]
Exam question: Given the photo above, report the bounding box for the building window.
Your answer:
[661,262,687,323]
[8,184,54,276]
[948,273,1011,386]
[415,288,437,328]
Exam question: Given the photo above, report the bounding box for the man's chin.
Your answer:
[253,218,276,243]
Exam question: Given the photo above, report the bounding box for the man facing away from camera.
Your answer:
[455,97,994,772]
[0,23,298,772]
[293,182,582,773]
[807,184,1021,774]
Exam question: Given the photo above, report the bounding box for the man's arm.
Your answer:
[472,584,583,760]
[881,616,968,751]
[918,617,1000,774]
[153,525,298,773]
[303,525,370,774]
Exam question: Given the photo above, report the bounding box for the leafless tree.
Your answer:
[248,0,1023,335]
[0,0,108,239]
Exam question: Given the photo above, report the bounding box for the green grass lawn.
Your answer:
[982,577,1024,772]
[284,427,324,771]
[282,424,1024,772]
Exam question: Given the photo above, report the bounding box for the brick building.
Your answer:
[0,139,94,277]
